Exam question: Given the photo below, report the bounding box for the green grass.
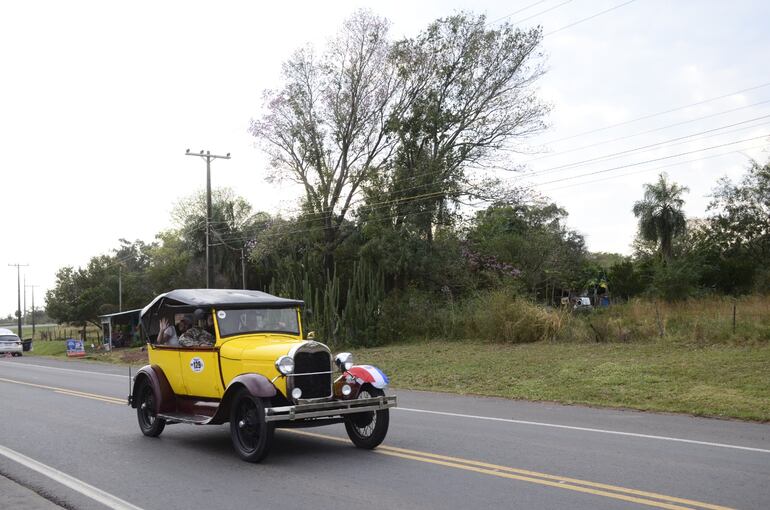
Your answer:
[352,340,770,421]
[28,340,68,356]
[25,340,149,365]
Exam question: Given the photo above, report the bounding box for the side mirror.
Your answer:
[307,331,316,340]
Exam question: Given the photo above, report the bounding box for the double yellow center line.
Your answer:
[0,375,734,510]
[0,377,126,405]
[289,430,733,510]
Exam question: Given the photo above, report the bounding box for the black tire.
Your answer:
[344,385,390,449]
[229,389,274,462]
[136,380,166,437]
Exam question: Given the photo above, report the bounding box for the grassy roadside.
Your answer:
[25,340,148,364]
[25,338,770,421]
[352,340,770,421]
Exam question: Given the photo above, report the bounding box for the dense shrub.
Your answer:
[462,291,569,343]
[368,291,770,346]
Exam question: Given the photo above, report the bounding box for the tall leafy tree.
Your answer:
[251,10,400,272]
[379,13,547,244]
[632,173,689,262]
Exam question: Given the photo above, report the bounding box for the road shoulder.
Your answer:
[0,474,63,509]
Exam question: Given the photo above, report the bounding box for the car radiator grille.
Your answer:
[293,350,332,399]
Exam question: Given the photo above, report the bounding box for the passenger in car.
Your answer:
[157,317,179,346]
[179,309,214,347]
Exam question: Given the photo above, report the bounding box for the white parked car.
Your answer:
[0,328,23,356]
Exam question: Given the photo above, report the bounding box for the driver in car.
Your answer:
[179,309,215,347]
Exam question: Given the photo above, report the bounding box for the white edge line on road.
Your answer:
[396,407,770,454]
[0,360,127,379]
[3,360,766,455]
[0,444,144,510]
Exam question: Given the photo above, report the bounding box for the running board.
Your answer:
[156,412,213,425]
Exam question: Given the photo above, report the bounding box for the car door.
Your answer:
[179,347,224,398]
[148,346,187,395]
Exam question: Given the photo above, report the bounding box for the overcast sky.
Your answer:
[1,0,769,317]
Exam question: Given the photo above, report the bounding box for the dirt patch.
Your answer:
[120,350,148,364]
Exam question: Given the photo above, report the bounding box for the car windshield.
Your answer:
[216,308,299,337]
[0,335,19,342]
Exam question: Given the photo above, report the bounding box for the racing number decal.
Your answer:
[189,357,204,373]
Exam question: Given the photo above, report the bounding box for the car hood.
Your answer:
[219,336,313,362]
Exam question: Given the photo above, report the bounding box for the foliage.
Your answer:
[41,8,770,345]
[171,188,266,288]
[632,173,689,262]
[465,201,587,300]
[704,160,770,294]
[251,10,397,272]
[379,12,547,242]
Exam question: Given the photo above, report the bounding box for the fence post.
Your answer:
[732,300,736,334]
[655,301,664,338]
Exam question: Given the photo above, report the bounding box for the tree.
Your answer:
[632,173,689,262]
[171,188,266,288]
[466,201,587,300]
[374,13,547,244]
[608,259,643,301]
[708,160,770,263]
[45,258,118,336]
[251,10,399,272]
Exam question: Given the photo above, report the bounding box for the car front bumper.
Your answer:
[265,395,397,423]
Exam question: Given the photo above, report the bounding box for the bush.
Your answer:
[463,291,569,343]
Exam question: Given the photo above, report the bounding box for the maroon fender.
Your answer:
[208,373,277,424]
[227,373,277,399]
[131,364,176,413]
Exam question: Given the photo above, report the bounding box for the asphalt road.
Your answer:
[0,356,768,510]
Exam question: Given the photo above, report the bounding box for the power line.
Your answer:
[541,81,770,145]
[509,0,574,26]
[525,134,770,187]
[517,98,770,163]
[214,119,769,236]
[518,114,770,178]
[544,0,637,36]
[488,0,549,25]
[213,135,769,245]
[540,143,769,192]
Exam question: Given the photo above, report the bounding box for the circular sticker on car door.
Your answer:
[189,357,204,372]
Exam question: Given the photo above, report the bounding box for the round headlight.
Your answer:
[275,355,294,375]
[341,384,352,396]
[291,387,303,400]
[334,352,354,371]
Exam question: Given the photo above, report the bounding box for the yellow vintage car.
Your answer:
[129,289,396,462]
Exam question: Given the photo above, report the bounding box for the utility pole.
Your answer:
[23,274,26,325]
[185,149,230,288]
[8,263,29,337]
[118,265,123,312]
[26,284,38,339]
[241,247,247,290]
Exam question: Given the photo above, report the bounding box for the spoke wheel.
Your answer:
[344,385,389,449]
[229,389,273,462]
[136,381,165,437]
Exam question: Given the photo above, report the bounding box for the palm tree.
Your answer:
[632,174,689,262]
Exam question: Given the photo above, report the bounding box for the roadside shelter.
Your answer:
[98,309,142,350]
